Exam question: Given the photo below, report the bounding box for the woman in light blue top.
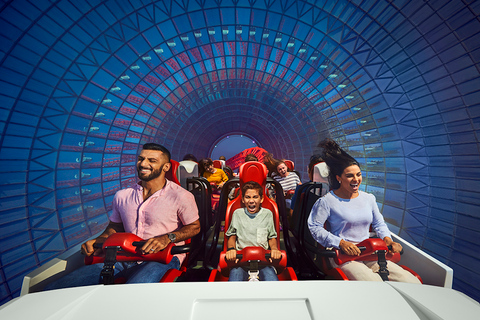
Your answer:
[308,139,420,283]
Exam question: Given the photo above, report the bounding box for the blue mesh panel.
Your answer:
[0,0,479,304]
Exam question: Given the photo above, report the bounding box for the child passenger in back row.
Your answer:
[225,181,281,281]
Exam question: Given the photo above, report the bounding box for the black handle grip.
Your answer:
[93,243,103,249]
[225,253,276,262]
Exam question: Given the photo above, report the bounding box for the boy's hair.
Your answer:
[142,143,171,161]
[241,181,264,198]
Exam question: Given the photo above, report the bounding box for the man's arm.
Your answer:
[81,221,125,256]
[141,219,201,254]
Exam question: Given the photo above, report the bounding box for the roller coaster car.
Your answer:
[317,237,423,283]
[84,232,191,284]
[208,161,297,281]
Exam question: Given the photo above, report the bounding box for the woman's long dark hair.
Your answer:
[319,138,360,190]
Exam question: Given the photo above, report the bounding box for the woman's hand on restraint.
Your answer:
[339,239,361,256]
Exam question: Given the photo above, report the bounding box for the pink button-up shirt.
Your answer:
[109,179,199,263]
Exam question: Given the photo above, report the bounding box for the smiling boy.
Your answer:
[225,181,281,281]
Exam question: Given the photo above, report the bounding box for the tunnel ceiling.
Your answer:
[1,0,480,304]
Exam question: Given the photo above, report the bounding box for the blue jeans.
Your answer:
[44,257,180,290]
[229,266,278,281]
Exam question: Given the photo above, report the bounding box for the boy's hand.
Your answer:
[269,249,282,262]
[226,249,238,263]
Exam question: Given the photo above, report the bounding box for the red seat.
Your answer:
[165,159,181,186]
[284,160,294,171]
[213,160,223,169]
[84,233,191,283]
[208,161,297,281]
[319,238,422,283]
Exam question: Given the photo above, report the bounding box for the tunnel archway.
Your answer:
[0,0,479,304]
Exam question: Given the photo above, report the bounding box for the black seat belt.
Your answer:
[100,246,119,285]
[377,250,389,281]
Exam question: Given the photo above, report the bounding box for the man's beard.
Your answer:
[138,163,165,182]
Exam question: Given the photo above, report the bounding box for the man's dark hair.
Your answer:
[245,153,258,162]
[241,181,264,198]
[142,143,171,161]
[308,154,324,174]
[182,153,198,162]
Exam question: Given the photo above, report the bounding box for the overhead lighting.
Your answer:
[249,27,256,36]
[102,99,112,104]
[319,65,328,68]
[154,48,163,54]
[346,95,354,99]
[130,65,140,70]
[353,107,362,111]
[141,55,151,61]
[328,74,337,78]
[110,87,120,92]
[287,38,295,47]
[78,141,94,147]
[83,126,99,132]
[338,84,346,88]
[208,27,215,35]
[236,26,242,35]
[222,27,229,35]
[298,44,307,54]
[167,40,176,47]
[194,30,202,38]
[263,30,270,38]
[180,34,189,41]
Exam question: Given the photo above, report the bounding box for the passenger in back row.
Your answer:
[199,157,229,189]
[225,181,281,281]
[273,160,302,212]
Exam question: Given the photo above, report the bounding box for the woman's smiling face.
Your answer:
[336,164,362,196]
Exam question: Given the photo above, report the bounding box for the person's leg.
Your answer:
[125,257,180,284]
[366,261,422,284]
[44,263,123,290]
[259,266,278,281]
[337,261,383,281]
[228,267,248,281]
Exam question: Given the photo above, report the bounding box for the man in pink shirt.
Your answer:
[46,143,200,289]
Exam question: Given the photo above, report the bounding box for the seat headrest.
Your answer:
[313,162,329,184]
[165,159,181,185]
[178,160,198,174]
[213,160,224,169]
[284,160,294,171]
[177,160,199,189]
[239,161,267,190]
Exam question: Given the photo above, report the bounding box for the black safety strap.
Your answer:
[100,246,119,285]
[377,250,389,281]
[249,260,259,273]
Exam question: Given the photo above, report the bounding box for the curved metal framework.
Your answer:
[0,0,479,304]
